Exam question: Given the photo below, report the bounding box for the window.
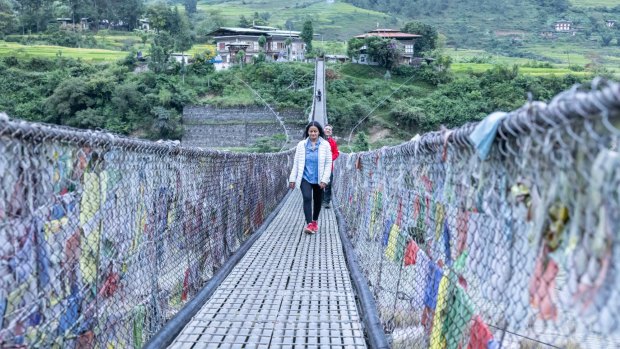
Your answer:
[277,42,284,49]
[219,42,225,50]
[405,45,414,54]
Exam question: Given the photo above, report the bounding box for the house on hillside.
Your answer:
[554,20,572,32]
[351,29,421,66]
[606,20,617,28]
[171,53,190,64]
[540,30,556,39]
[98,19,128,31]
[138,19,151,31]
[550,20,578,36]
[325,54,348,63]
[80,18,92,31]
[56,18,91,31]
[207,26,306,70]
[56,18,72,28]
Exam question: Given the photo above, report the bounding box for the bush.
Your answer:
[569,65,585,72]
[251,134,286,153]
[392,64,452,86]
[389,102,426,129]
[46,28,98,48]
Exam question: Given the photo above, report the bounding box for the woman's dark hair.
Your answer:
[303,121,325,139]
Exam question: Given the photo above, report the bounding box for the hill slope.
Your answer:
[199,0,395,40]
[199,0,620,47]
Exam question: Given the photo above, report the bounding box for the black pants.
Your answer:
[301,179,323,224]
[323,172,333,204]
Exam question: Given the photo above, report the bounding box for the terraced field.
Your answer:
[0,41,127,61]
[0,41,216,62]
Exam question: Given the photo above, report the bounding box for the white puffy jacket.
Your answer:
[288,138,332,189]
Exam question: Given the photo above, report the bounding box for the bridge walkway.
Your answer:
[169,191,367,349]
[311,59,327,126]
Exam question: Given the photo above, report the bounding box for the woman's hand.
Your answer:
[289,182,295,189]
[319,182,327,189]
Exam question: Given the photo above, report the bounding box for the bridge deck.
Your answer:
[169,191,367,349]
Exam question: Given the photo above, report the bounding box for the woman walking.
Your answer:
[289,121,332,234]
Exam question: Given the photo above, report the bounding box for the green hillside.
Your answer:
[197,0,620,74]
[569,0,620,7]
[199,0,395,40]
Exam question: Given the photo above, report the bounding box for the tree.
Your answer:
[18,0,54,33]
[147,2,172,32]
[301,20,313,54]
[364,37,401,70]
[173,12,193,83]
[352,132,369,152]
[401,21,438,55]
[117,0,144,31]
[285,37,292,60]
[536,0,569,12]
[346,38,364,60]
[258,35,267,51]
[0,0,16,35]
[184,0,197,14]
[602,32,613,47]
[171,8,193,52]
[149,31,174,73]
[253,52,266,64]
[64,0,94,28]
[44,77,94,125]
[252,134,286,153]
[252,11,269,26]
[235,50,246,66]
[151,106,181,139]
[238,15,250,28]
[425,49,453,72]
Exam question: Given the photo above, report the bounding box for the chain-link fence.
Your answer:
[0,119,293,348]
[334,79,620,348]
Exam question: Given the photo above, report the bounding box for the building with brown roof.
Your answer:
[352,29,421,66]
[207,26,306,69]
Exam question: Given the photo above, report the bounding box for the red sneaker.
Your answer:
[304,223,314,234]
[310,220,319,233]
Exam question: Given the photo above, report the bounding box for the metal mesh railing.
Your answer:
[0,119,293,348]
[334,79,620,348]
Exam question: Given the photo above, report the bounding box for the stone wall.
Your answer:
[182,106,307,149]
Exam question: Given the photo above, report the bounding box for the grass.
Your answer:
[445,45,620,77]
[337,54,591,77]
[0,40,127,61]
[314,40,347,55]
[450,63,586,76]
[93,34,144,50]
[335,63,437,88]
[521,42,620,75]
[0,40,217,62]
[188,44,217,55]
[523,42,620,63]
[199,0,395,40]
[447,49,533,65]
[202,88,257,106]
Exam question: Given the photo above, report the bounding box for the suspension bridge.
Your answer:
[0,60,619,349]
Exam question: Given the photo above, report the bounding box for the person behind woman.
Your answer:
[322,124,339,209]
[289,121,332,234]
